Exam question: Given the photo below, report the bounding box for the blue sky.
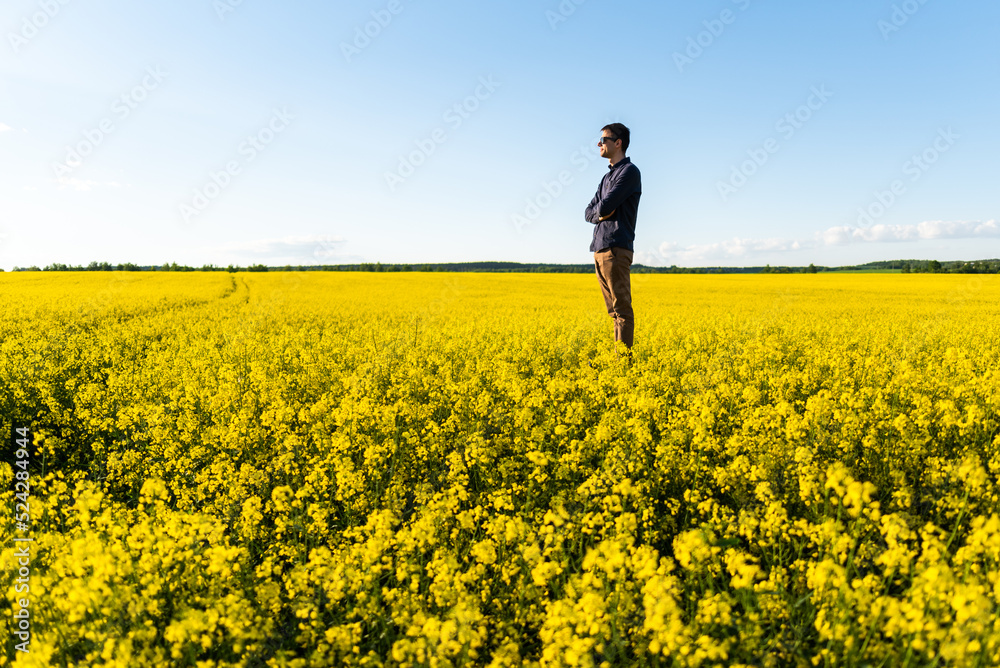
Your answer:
[0,0,997,270]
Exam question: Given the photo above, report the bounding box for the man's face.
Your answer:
[599,131,619,159]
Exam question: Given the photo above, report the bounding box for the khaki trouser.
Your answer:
[594,247,634,349]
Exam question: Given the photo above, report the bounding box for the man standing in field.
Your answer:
[585,123,641,364]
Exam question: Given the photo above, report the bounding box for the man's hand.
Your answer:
[598,209,616,222]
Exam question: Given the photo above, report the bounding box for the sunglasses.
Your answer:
[598,136,619,146]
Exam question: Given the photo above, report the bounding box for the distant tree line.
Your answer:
[8,259,1000,274]
[12,262,272,273]
[901,260,1000,274]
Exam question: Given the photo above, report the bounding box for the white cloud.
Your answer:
[649,220,998,265]
[54,177,124,191]
[215,234,354,265]
[0,123,11,133]
[821,219,999,245]
[651,236,813,265]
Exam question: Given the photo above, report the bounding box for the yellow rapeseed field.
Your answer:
[3,271,1000,667]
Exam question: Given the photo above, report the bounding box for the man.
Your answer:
[585,123,641,364]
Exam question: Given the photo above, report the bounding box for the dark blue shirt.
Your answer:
[585,156,641,253]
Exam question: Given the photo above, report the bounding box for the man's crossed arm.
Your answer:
[585,168,638,225]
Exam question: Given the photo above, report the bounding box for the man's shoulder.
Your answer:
[619,160,641,185]
[619,159,640,175]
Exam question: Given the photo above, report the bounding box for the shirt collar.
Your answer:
[608,156,631,171]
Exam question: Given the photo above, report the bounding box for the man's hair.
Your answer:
[602,123,630,153]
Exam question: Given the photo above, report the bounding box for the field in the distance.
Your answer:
[2,272,1000,667]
